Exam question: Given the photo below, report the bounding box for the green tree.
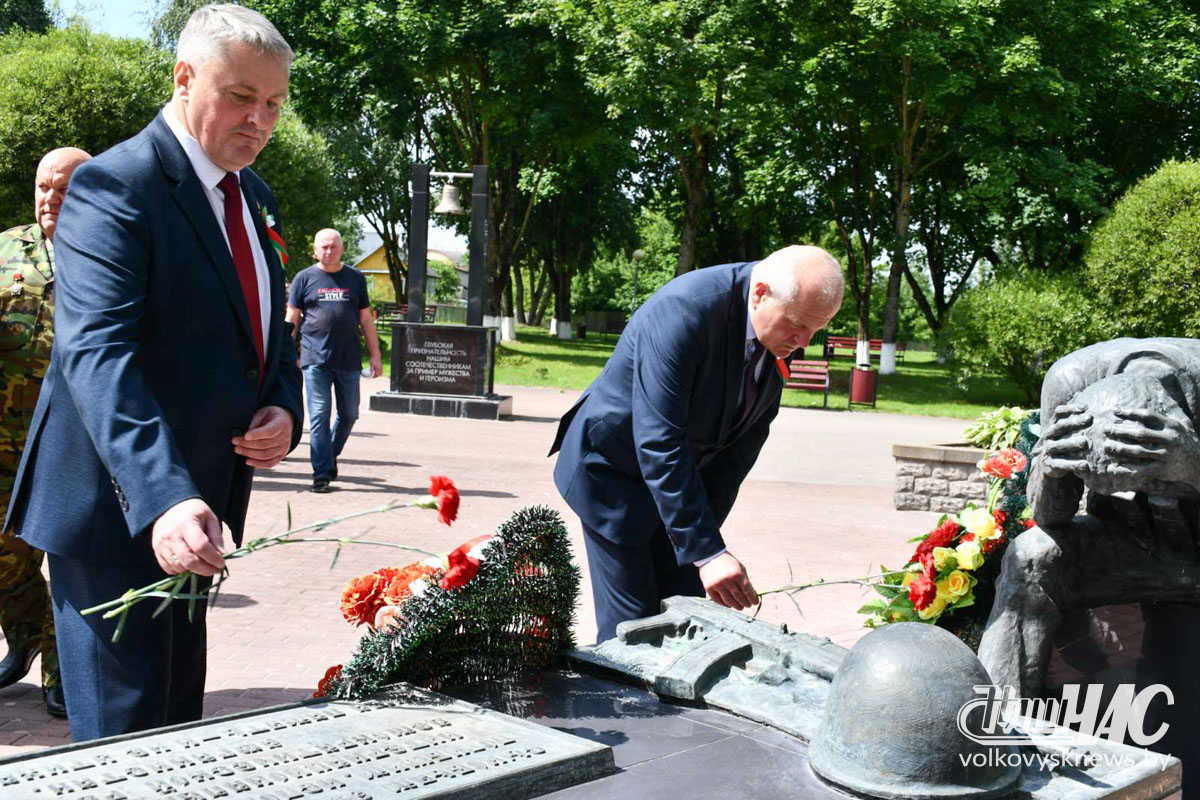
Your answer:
[432,262,462,303]
[1085,160,1200,338]
[548,0,770,275]
[250,108,359,277]
[257,0,621,338]
[0,26,171,227]
[943,273,1102,404]
[1,0,52,33]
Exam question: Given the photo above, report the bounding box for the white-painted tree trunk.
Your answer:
[551,318,572,339]
[856,339,871,369]
[500,316,516,341]
[483,314,500,330]
[879,343,898,375]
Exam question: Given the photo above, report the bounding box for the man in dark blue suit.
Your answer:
[551,246,844,642]
[4,5,303,741]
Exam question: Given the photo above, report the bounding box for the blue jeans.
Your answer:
[303,365,361,480]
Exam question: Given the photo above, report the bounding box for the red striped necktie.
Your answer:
[217,172,265,376]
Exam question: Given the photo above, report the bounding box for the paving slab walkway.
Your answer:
[0,379,965,756]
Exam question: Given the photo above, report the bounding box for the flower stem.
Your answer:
[80,498,433,640]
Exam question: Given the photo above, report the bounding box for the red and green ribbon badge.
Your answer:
[258,206,288,267]
[774,357,788,382]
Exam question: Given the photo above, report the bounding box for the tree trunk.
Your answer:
[513,260,527,324]
[675,128,710,276]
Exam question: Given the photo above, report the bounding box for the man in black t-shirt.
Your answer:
[286,228,383,492]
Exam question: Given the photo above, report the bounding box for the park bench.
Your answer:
[784,359,830,408]
[823,335,906,363]
[374,302,436,323]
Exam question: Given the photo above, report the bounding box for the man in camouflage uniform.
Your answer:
[0,147,90,718]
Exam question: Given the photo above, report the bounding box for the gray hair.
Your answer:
[751,245,844,307]
[177,4,294,69]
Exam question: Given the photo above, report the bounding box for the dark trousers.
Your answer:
[582,523,704,643]
[0,528,58,687]
[49,552,210,742]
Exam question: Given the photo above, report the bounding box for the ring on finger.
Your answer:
[169,552,179,565]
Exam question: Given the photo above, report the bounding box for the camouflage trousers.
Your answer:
[0,527,58,688]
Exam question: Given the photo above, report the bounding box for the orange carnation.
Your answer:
[340,573,387,627]
[381,563,439,605]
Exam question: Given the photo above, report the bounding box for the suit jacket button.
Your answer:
[244,368,258,381]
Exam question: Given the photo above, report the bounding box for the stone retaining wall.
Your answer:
[893,443,988,512]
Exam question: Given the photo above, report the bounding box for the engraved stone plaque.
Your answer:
[392,323,494,397]
[0,684,614,799]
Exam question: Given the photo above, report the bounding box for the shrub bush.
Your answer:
[1085,159,1200,338]
[943,273,1102,404]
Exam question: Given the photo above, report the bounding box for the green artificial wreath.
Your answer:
[329,505,580,699]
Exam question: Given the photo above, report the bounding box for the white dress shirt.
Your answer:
[161,103,272,354]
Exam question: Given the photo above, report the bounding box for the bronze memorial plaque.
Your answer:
[0,684,614,799]
[393,324,493,397]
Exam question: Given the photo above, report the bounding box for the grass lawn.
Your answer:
[372,324,1027,419]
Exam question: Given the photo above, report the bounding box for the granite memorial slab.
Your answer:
[371,322,512,419]
[0,684,613,799]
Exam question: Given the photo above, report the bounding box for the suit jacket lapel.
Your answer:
[150,115,259,354]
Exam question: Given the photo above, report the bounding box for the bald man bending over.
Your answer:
[550,246,845,641]
[0,146,91,718]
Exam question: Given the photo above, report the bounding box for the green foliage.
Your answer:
[572,207,676,314]
[148,0,206,50]
[250,108,358,278]
[1085,159,1200,338]
[330,506,579,698]
[1,0,52,33]
[0,26,172,227]
[943,273,1102,404]
[432,262,461,303]
[963,406,1032,451]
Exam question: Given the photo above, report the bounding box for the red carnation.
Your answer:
[908,572,938,611]
[993,509,1008,527]
[981,449,1028,480]
[438,535,492,590]
[428,475,459,526]
[982,532,1008,555]
[911,518,961,563]
[437,486,460,526]
[1024,518,1037,529]
[313,664,342,698]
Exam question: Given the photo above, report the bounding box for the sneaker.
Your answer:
[311,479,332,493]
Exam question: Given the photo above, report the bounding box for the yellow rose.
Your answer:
[917,595,947,620]
[955,540,984,571]
[945,570,971,598]
[932,547,955,571]
[959,507,997,541]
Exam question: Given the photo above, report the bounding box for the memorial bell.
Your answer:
[433,183,468,216]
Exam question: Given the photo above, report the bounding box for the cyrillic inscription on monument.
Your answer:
[0,685,613,799]
[394,324,492,396]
